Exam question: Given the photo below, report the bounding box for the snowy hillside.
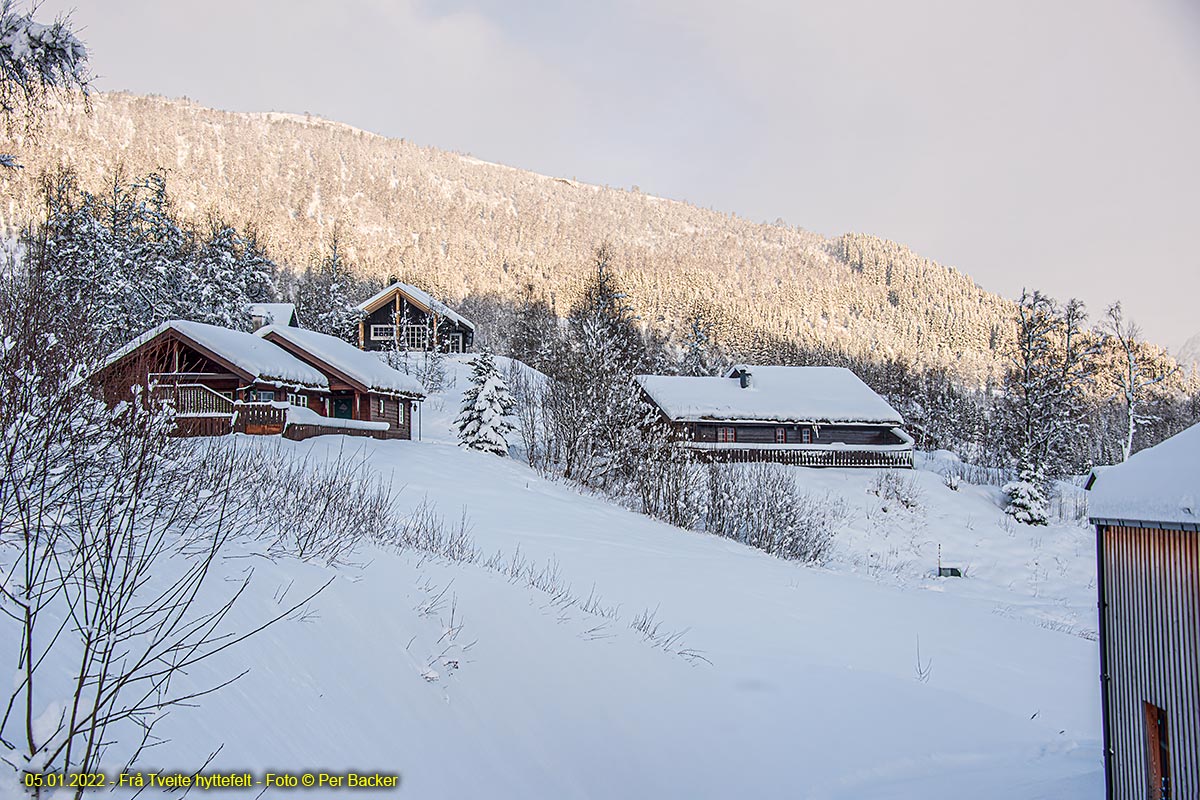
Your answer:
[5,356,1103,798]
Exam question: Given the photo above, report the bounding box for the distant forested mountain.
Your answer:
[2,92,1017,380]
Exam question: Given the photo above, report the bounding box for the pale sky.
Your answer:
[40,0,1200,350]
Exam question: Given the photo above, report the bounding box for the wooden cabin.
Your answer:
[356,281,475,353]
[636,365,914,468]
[1087,423,1200,800]
[95,320,423,440]
[257,325,425,440]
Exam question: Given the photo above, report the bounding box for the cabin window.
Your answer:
[775,427,786,444]
[1144,702,1171,799]
[287,393,308,408]
[717,426,736,443]
[377,397,386,415]
[398,402,406,425]
[801,428,812,444]
[254,390,275,403]
[446,332,464,353]
[370,324,396,340]
[402,325,429,350]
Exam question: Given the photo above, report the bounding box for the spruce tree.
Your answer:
[456,349,515,456]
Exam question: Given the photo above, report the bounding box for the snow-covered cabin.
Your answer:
[96,320,424,440]
[94,320,330,436]
[355,281,475,353]
[1086,423,1200,798]
[257,325,425,439]
[636,365,914,468]
[247,302,299,330]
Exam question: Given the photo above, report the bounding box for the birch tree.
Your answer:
[1103,302,1178,461]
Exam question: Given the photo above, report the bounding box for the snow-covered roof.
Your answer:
[257,325,426,398]
[356,281,475,331]
[636,366,904,425]
[247,302,296,326]
[104,320,329,389]
[1088,423,1200,528]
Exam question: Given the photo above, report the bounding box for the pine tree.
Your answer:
[0,2,88,169]
[293,229,362,342]
[456,349,515,456]
[681,315,714,376]
[1003,466,1049,526]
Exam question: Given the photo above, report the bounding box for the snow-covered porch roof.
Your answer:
[257,325,426,399]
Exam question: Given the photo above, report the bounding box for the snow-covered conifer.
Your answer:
[456,349,515,456]
[1003,467,1049,526]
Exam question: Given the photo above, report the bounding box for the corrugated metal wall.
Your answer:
[1100,524,1200,799]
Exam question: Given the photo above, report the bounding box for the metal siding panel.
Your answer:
[1104,525,1200,799]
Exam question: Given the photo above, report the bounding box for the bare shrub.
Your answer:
[704,463,846,564]
[386,497,481,564]
[0,328,329,791]
[869,469,923,510]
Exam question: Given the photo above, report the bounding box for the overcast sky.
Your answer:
[41,0,1200,350]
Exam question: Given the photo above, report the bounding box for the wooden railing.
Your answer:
[150,383,234,417]
[686,446,914,469]
[232,402,287,435]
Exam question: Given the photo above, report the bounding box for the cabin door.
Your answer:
[1144,702,1171,799]
[332,397,354,419]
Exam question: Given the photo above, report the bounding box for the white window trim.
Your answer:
[288,393,308,408]
[255,390,275,403]
[377,397,386,415]
[402,324,429,350]
[371,324,397,341]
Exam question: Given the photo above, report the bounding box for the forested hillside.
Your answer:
[1,92,1014,382]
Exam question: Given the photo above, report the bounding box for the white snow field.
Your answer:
[10,357,1103,798]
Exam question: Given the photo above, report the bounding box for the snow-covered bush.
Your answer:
[456,349,516,456]
[870,469,923,510]
[704,463,846,564]
[1003,468,1049,526]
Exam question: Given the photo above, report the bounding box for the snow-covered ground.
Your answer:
[8,356,1103,798]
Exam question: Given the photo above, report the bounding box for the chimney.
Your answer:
[738,368,752,389]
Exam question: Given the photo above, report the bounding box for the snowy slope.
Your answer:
[5,356,1103,798]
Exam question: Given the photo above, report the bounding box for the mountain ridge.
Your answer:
[3,91,1014,381]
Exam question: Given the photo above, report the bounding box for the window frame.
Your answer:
[716,426,736,443]
[801,428,813,444]
[370,324,397,341]
[402,324,429,350]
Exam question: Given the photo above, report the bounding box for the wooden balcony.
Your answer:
[681,443,914,469]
